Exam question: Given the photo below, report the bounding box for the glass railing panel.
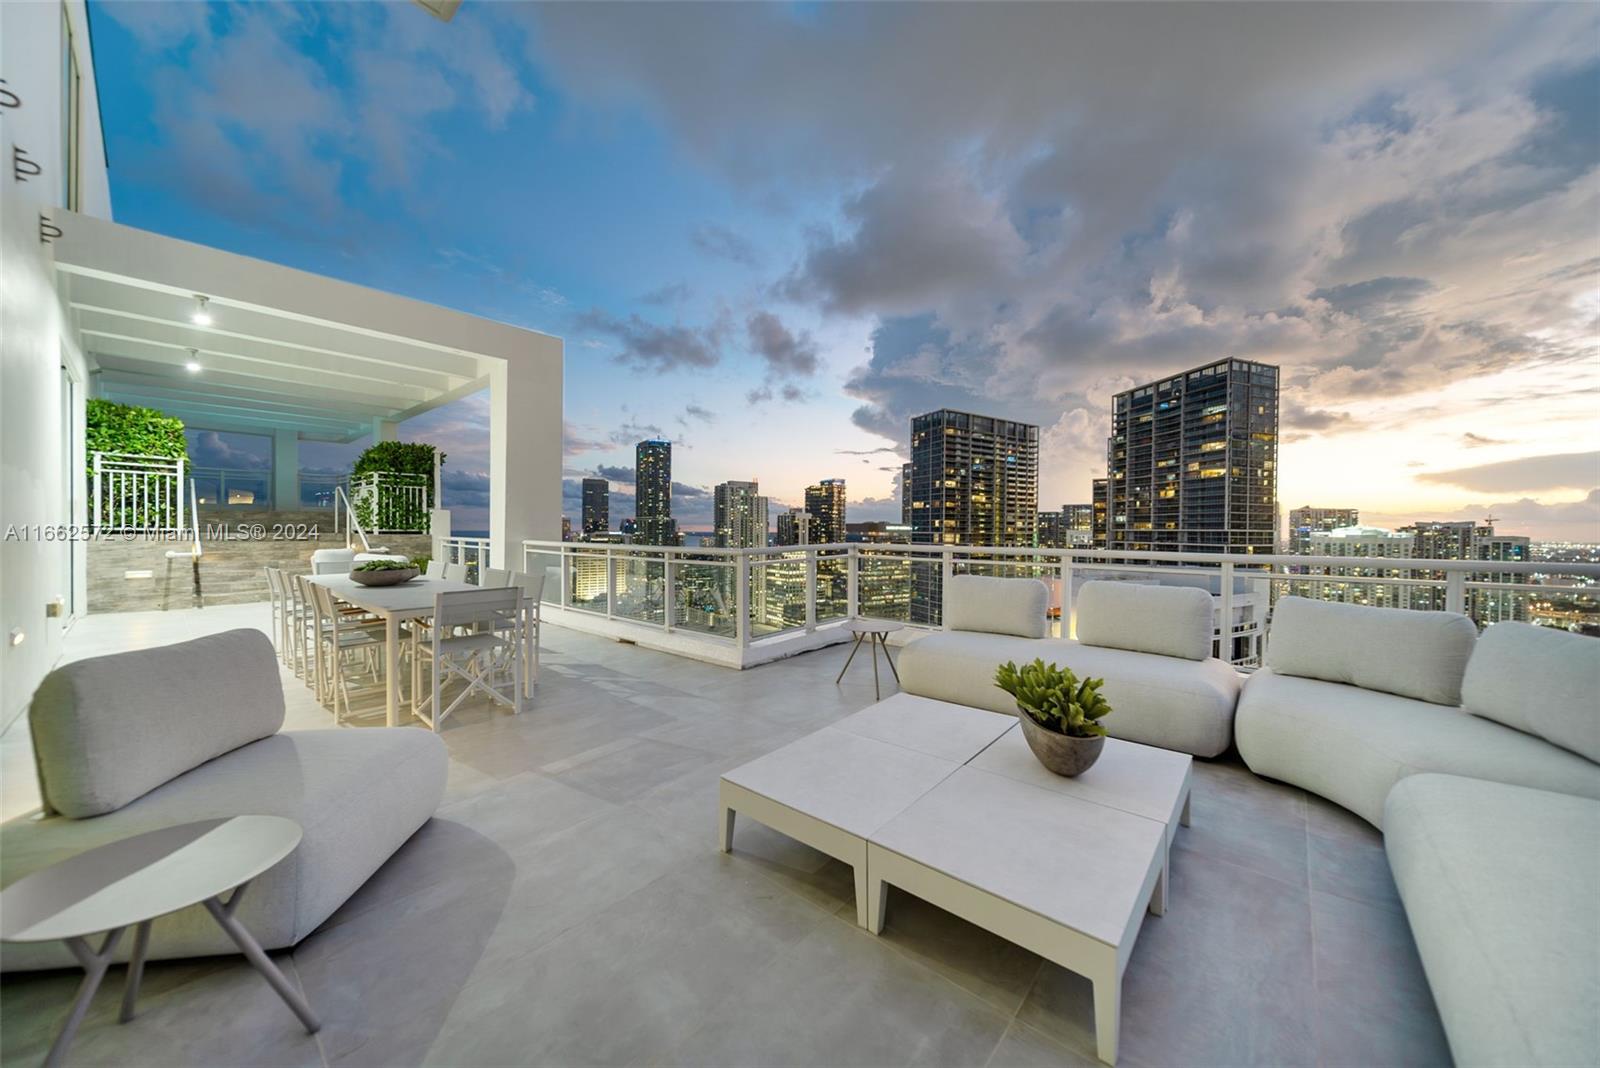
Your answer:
[613,555,666,625]
[816,550,848,623]
[751,553,807,637]
[857,553,914,624]
[671,559,737,638]
[567,549,611,613]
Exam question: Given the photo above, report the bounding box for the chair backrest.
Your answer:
[1075,580,1215,661]
[480,567,512,588]
[425,559,445,579]
[511,568,547,602]
[1266,596,1476,705]
[434,587,521,633]
[29,629,285,818]
[443,562,469,582]
[943,575,1049,639]
[263,566,282,602]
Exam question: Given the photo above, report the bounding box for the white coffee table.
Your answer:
[719,696,1015,925]
[0,816,318,1068]
[717,694,1193,1065]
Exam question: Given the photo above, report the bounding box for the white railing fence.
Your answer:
[439,537,491,583]
[334,484,373,553]
[352,471,431,533]
[91,451,185,532]
[521,540,1600,669]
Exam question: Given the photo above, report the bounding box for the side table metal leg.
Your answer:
[119,919,152,1022]
[869,633,881,700]
[880,634,901,686]
[203,888,320,1034]
[46,928,125,1068]
[834,633,864,684]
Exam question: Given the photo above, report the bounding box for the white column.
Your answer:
[272,429,299,511]
[488,353,562,569]
[371,418,398,442]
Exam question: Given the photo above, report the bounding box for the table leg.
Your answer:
[203,889,320,1034]
[880,634,901,686]
[834,633,865,684]
[869,634,881,700]
[866,877,887,935]
[718,803,735,853]
[1180,790,1192,827]
[384,614,400,728]
[1092,970,1121,1065]
[118,919,152,1022]
[46,928,125,1068]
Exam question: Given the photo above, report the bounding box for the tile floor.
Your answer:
[0,604,1451,1067]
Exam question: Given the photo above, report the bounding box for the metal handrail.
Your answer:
[335,484,372,553]
[164,479,203,561]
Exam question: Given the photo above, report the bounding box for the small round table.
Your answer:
[0,815,318,1068]
[835,619,905,700]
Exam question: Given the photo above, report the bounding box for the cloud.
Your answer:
[672,482,710,499]
[440,467,491,509]
[639,282,691,305]
[836,446,901,456]
[1461,432,1509,448]
[746,311,820,377]
[682,403,716,423]
[1417,451,1600,493]
[574,308,722,372]
[595,464,636,483]
[1366,489,1600,541]
[691,224,762,267]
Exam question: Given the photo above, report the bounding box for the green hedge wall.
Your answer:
[352,441,443,532]
[85,398,188,471]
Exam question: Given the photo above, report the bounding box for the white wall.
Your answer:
[0,1,111,730]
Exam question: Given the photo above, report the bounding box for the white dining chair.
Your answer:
[479,567,512,588]
[264,567,288,662]
[443,562,469,583]
[309,581,384,724]
[425,559,445,579]
[412,587,523,731]
[510,568,546,691]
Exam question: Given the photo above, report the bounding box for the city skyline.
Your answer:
[92,2,1599,540]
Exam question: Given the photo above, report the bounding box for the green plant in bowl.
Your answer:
[995,659,1114,776]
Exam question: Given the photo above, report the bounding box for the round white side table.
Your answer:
[0,815,318,1068]
[835,619,905,700]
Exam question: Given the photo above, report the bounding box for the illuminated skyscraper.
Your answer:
[907,409,1039,623]
[1105,359,1278,554]
[804,479,847,544]
[634,440,676,546]
[713,480,768,548]
[775,508,810,546]
[581,478,609,536]
[1287,506,1359,554]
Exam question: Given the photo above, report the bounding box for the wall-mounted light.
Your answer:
[191,294,212,326]
[185,347,202,373]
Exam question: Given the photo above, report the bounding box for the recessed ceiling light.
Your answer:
[191,295,212,326]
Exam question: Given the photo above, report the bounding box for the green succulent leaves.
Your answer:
[994,658,1113,738]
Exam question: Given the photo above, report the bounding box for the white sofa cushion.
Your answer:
[1,728,447,971]
[29,629,285,818]
[943,575,1049,638]
[1235,668,1600,827]
[1265,596,1477,705]
[898,631,1240,757]
[1075,581,1213,661]
[1463,622,1600,764]
[1384,775,1600,1067]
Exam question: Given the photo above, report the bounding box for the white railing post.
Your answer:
[805,547,818,631]
[846,544,859,619]
[560,549,571,609]
[1060,553,1073,640]
[940,548,954,630]
[92,452,102,533]
[736,550,751,648]
[664,549,677,632]
[605,547,616,619]
[176,457,186,535]
[1445,569,1466,616]
[1218,561,1235,664]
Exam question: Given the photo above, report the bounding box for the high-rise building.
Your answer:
[907,409,1039,623]
[1398,521,1488,612]
[901,462,912,526]
[713,480,768,548]
[1037,510,1092,549]
[1092,478,1108,549]
[1105,359,1279,554]
[581,477,610,536]
[561,515,572,542]
[1297,525,1412,608]
[775,507,811,546]
[804,479,847,544]
[1063,504,1095,533]
[1473,534,1533,624]
[1288,506,1360,555]
[634,440,676,546]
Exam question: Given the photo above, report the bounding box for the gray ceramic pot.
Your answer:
[349,566,419,587]
[1016,708,1105,777]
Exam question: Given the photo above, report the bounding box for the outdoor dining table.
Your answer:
[305,574,479,727]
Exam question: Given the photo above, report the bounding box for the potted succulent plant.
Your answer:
[995,658,1113,776]
[349,558,420,587]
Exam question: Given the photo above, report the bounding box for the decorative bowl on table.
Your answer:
[349,561,420,586]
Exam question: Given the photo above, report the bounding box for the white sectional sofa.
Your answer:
[1236,598,1600,827]
[898,576,1242,757]
[1,628,448,971]
[1236,598,1600,1067]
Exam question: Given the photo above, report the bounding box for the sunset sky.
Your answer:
[94,2,1599,537]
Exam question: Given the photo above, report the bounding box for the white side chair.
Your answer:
[263,567,287,661]
[425,559,445,579]
[309,581,384,725]
[443,562,469,583]
[412,587,523,731]
[511,569,546,691]
[479,567,512,588]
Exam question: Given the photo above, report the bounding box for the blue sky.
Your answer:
[93,2,1599,537]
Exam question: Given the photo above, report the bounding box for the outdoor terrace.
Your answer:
[0,602,1449,1068]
